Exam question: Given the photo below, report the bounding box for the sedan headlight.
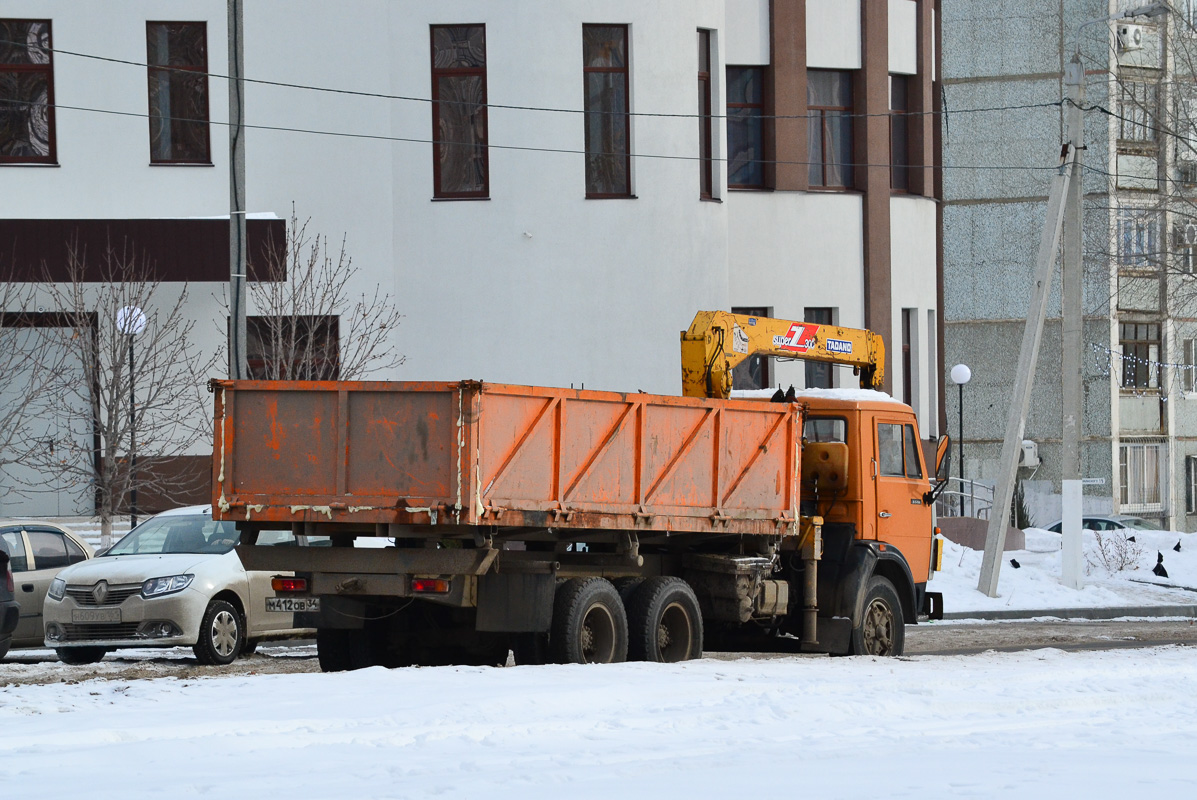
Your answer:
[48,577,66,601]
[142,574,193,598]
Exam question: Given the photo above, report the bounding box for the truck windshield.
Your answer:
[105,514,240,556]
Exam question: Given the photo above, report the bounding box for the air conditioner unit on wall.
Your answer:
[1117,24,1144,52]
[1018,440,1040,469]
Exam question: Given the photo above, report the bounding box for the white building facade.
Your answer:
[0,0,942,515]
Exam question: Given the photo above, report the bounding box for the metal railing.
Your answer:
[935,478,994,520]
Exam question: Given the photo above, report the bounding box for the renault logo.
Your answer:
[91,581,109,605]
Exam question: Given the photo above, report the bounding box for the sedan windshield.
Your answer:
[105,514,239,556]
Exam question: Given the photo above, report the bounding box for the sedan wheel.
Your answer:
[194,599,244,666]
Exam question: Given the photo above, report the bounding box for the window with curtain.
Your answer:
[583,25,631,197]
[431,25,488,198]
[147,22,210,163]
[0,19,55,163]
[727,66,764,188]
[807,70,853,188]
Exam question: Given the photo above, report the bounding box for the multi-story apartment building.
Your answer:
[943,1,1197,530]
[0,1,941,515]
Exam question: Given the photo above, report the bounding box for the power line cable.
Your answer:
[0,96,1068,173]
[0,36,1065,123]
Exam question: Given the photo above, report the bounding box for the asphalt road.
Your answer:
[3,619,1195,685]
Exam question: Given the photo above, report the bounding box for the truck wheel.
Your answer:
[55,646,107,665]
[850,576,905,657]
[627,577,703,662]
[550,578,628,664]
[193,599,244,666]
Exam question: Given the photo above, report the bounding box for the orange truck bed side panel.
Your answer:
[212,380,801,536]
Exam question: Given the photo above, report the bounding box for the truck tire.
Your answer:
[194,599,244,666]
[627,577,703,663]
[550,578,628,664]
[850,576,904,656]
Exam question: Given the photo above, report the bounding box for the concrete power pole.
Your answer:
[977,71,1083,597]
[227,0,247,380]
[1060,56,1086,590]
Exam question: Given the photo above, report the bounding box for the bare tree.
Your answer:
[28,240,217,547]
[221,210,404,380]
[0,277,68,507]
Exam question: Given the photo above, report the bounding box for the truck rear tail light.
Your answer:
[271,577,308,593]
[411,578,450,594]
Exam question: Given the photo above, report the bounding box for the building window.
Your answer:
[731,306,770,390]
[146,22,210,164]
[807,70,853,188]
[1116,207,1160,269]
[890,75,910,191]
[1187,455,1197,513]
[697,30,713,199]
[0,19,54,164]
[1185,338,1196,393]
[246,316,340,380]
[1176,221,1197,273]
[804,307,834,389]
[1120,322,1160,389]
[583,24,631,197]
[1118,81,1158,143]
[901,308,914,406]
[1119,440,1166,513]
[727,66,764,188]
[431,25,488,198]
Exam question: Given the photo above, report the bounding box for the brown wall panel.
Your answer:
[770,0,807,191]
[0,218,285,283]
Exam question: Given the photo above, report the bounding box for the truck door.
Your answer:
[873,417,932,573]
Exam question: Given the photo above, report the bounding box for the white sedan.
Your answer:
[43,505,319,665]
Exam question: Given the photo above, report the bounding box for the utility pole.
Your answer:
[228,0,247,379]
[1060,56,1085,590]
[977,111,1079,597]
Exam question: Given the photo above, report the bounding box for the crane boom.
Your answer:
[680,310,886,399]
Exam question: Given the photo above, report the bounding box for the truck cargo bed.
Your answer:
[212,380,801,536]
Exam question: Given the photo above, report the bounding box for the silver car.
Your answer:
[0,520,93,658]
[43,505,318,665]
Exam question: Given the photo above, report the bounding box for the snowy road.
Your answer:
[2,645,1195,798]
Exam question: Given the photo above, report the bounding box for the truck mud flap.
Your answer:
[921,590,944,621]
[475,573,555,633]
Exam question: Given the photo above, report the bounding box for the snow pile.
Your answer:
[2,648,1196,797]
[930,527,1197,614]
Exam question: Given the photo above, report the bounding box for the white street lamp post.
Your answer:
[116,305,147,533]
[950,363,971,490]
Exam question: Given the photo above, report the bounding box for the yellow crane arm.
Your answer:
[680,310,886,399]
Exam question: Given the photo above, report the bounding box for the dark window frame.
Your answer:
[890,74,910,192]
[1120,321,1160,390]
[146,21,211,165]
[804,307,834,389]
[726,65,765,189]
[0,18,56,165]
[583,23,632,198]
[430,24,489,199]
[697,29,713,199]
[731,305,771,391]
[807,69,854,189]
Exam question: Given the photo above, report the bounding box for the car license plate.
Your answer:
[266,597,320,613]
[72,608,121,623]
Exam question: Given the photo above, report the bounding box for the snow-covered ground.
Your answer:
[931,528,1197,615]
[2,647,1195,797]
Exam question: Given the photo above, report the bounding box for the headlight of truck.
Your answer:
[142,574,193,598]
[48,577,66,601]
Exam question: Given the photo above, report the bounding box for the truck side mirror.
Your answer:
[934,434,951,481]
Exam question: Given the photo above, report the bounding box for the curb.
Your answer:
[940,605,1197,621]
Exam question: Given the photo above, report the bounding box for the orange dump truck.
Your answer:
[212,313,946,670]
